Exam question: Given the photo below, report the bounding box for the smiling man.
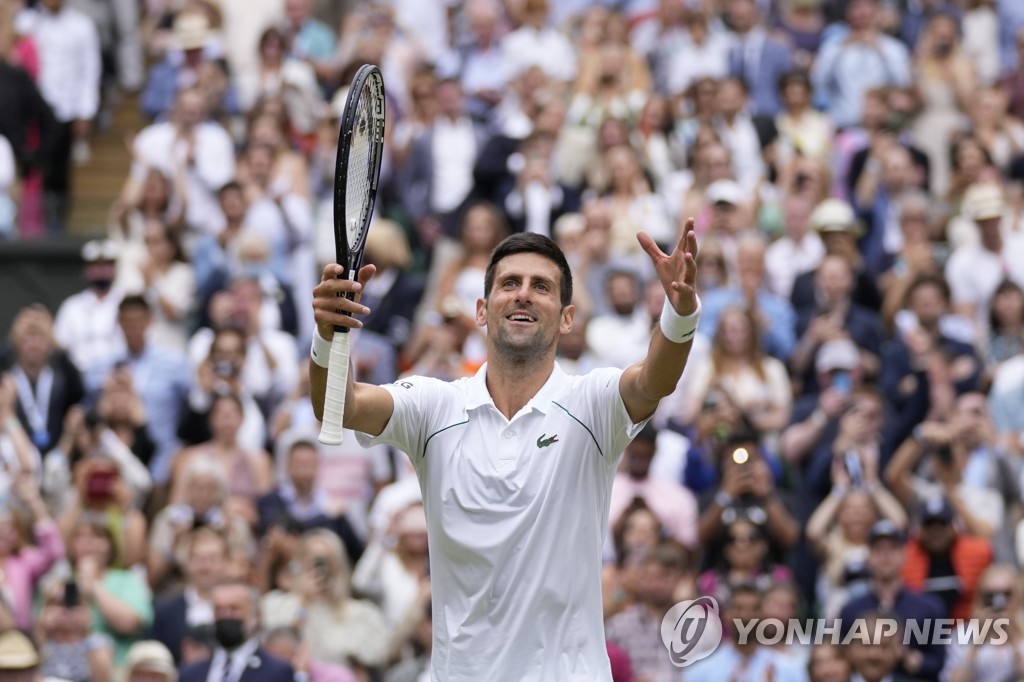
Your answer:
[310,223,701,681]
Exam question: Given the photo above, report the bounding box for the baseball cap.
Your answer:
[706,179,745,206]
[810,199,863,236]
[962,183,1005,222]
[868,519,905,545]
[815,339,860,374]
[123,641,177,682]
[81,239,120,263]
[0,630,39,670]
[919,497,955,525]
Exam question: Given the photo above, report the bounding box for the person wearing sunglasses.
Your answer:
[945,563,1024,682]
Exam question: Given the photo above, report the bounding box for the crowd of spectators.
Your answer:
[2,0,1024,679]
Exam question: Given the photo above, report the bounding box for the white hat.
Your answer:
[174,12,211,51]
[705,179,745,206]
[962,183,1005,222]
[816,338,860,373]
[123,641,177,682]
[81,239,120,263]
[810,199,862,236]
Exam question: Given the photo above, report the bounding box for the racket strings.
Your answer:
[345,89,375,245]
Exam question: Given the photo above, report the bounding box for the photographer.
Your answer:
[261,529,388,676]
[885,392,1007,540]
[147,458,253,593]
[177,326,266,452]
[37,577,114,682]
[56,440,148,569]
[805,441,907,618]
[698,431,800,552]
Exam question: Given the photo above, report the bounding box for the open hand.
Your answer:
[637,217,698,315]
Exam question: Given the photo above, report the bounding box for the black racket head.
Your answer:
[333,64,385,276]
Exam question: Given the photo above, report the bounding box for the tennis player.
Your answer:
[310,222,701,681]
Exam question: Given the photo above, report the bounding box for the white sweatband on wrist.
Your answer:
[660,295,702,344]
[310,328,331,368]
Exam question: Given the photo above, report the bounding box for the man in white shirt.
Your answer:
[586,270,652,369]
[126,87,235,237]
[501,0,577,83]
[22,0,101,233]
[53,240,125,372]
[765,193,825,300]
[945,183,1024,325]
[310,223,702,681]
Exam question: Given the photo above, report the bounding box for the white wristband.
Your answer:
[310,328,331,368]
[660,295,702,344]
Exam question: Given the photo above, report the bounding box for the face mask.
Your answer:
[89,277,114,292]
[214,618,248,650]
[240,263,267,280]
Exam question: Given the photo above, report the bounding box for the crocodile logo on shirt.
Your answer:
[537,434,559,448]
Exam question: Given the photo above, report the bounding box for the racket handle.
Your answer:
[318,332,351,445]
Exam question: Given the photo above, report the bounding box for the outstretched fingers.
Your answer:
[636,231,667,263]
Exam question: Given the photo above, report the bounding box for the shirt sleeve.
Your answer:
[571,367,650,467]
[354,376,451,464]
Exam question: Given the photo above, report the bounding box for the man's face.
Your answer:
[846,628,901,681]
[177,91,206,129]
[478,253,572,362]
[624,438,655,480]
[212,584,254,624]
[284,0,309,26]
[846,0,877,31]
[286,445,319,493]
[953,393,990,447]
[717,81,745,118]
[816,256,854,305]
[187,537,226,591]
[606,274,638,316]
[727,0,757,32]
[920,519,955,554]
[726,591,760,643]
[640,562,681,606]
[867,539,904,581]
[119,307,151,349]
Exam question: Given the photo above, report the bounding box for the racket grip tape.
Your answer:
[318,332,351,445]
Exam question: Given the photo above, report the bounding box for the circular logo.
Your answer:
[660,596,723,668]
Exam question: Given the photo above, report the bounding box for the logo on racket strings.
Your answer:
[661,596,723,668]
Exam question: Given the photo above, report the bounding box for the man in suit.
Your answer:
[400,78,492,244]
[179,580,295,682]
[148,527,227,663]
[726,0,793,117]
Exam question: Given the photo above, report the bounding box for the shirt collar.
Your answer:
[465,362,567,416]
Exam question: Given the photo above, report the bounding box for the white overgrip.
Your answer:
[318,332,351,445]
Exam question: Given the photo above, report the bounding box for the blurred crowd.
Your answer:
[2,0,1024,680]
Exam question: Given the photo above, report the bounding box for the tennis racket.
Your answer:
[318,64,386,446]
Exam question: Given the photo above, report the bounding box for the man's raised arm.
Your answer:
[310,263,395,437]
[619,219,701,424]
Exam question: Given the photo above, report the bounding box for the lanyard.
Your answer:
[12,365,53,449]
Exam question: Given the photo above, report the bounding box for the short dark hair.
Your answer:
[118,295,150,314]
[483,233,573,307]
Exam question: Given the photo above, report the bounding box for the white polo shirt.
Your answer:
[357,362,647,682]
